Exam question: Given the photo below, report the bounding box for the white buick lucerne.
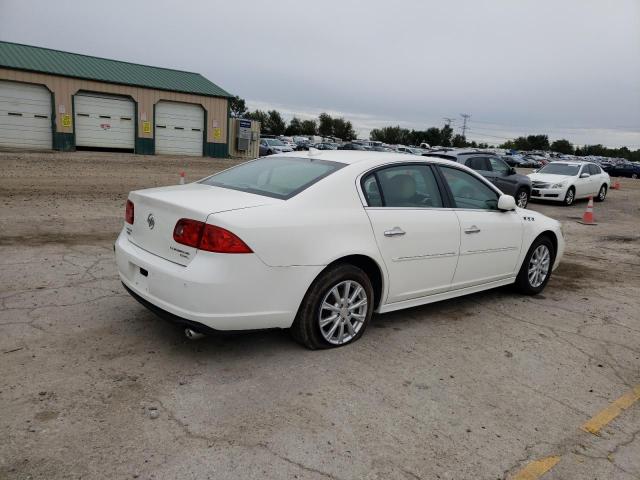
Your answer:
[115,151,564,349]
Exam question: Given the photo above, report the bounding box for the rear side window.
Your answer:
[362,165,443,208]
[201,157,345,199]
[439,166,499,210]
[588,164,601,175]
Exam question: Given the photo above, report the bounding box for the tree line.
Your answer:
[231,96,639,161]
[230,96,356,139]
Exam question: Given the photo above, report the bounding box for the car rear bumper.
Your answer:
[115,230,323,331]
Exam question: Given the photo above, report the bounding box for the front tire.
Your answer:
[514,236,555,295]
[291,264,374,349]
[563,187,575,206]
[515,188,530,208]
[595,184,607,202]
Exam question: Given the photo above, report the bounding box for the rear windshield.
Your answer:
[538,163,580,176]
[200,157,346,199]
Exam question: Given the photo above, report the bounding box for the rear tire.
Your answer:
[514,236,555,295]
[291,264,374,349]
[563,187,575,206]
[595,184,607,202]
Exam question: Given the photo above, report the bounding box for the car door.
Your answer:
[463,156,497,185]
[437,165,524,289]
[362,164,461,304]
[588,164,604,193]
[574,164,593,197]
[488,156,517,196]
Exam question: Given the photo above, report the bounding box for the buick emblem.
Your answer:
[147,213,155,230]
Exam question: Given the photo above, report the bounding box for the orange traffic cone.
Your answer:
[578,196,597,225]
[179,171,185,185]
[612,179,621,190]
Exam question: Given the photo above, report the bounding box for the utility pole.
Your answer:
[460,113,471,137]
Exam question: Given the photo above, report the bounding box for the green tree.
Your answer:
[300,119,317,135]
[423,127,442,147]
[440,124,454,147]
[370,125,409,144]
[229,96,247,118]
[318,113,334,137]
[266,110,286,136]
[285,117,303,136]
[550,139,574,154]
[332,117,356,141]
[452,134,467,147]
[245,110,268,129]
[526,135,550,151]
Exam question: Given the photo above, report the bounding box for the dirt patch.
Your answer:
[599,234,640,243]
[550,260,605,291]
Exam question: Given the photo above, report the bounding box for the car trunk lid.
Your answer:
[127,183,274,266]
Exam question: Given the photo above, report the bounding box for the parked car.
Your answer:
[603,163,640,179]
[423,150,532,208]
[528,161,610,205]
[259,138,293,156]
[338,142,366,150]
[396,146,423,155]
[116,151,564,348]
[502,155,525,167]
[312,143,338,150]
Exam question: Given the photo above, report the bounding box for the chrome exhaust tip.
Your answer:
[184,328,205,340]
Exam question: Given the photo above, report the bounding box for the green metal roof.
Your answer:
[0,41,232,98]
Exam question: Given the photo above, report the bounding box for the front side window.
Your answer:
[489,157,510,175]
[201,157,345,199]
[440,166,499,210]
[588,164,601,175]
[362,164,443,208]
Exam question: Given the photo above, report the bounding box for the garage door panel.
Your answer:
[155,102,203,156]
[0,80,52,149]
[74,94,134,149]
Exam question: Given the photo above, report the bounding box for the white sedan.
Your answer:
[528,161,610,206]
[115,151,564,349]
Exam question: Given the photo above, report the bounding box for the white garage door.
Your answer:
[155,101,204,156]
[74,94,135,149]
[0,80,52,149]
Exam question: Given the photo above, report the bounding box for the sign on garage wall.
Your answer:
[142,121,151,134]
[62,114,72,128]
[213,127,222,140]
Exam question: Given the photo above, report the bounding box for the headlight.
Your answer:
[551,182,566,189]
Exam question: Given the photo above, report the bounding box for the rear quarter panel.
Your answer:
[209,166,385,269]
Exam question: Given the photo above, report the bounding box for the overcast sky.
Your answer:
[1,0,639,147]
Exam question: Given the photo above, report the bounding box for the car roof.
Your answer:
[276,150,456,168]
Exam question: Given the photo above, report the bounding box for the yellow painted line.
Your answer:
[582,385,640,435]
[511,456,561,480]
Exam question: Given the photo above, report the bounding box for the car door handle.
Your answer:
[384,227,406,237]
[464,225,481,234]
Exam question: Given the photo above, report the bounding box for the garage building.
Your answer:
[0,41,232,157]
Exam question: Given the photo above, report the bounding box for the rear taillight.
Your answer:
[200,225,253,253]
[173,218,204,248]
[173,219,253,254]
[125,200,134,224]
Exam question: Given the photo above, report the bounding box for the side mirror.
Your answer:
[580,173,590,178]
[509,166,516,175]
[498,194,517,211]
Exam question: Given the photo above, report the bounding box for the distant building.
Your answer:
[0,41,232,157]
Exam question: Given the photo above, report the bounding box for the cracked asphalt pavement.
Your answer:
[1,151,639,479]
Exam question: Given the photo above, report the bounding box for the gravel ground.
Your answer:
[1,150,639,480]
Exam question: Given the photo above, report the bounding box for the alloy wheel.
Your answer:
[598,186,606,201]
[528,245,550,288]
[517,191,529,208]
[565,189,574,205]
[318,280,368,345]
